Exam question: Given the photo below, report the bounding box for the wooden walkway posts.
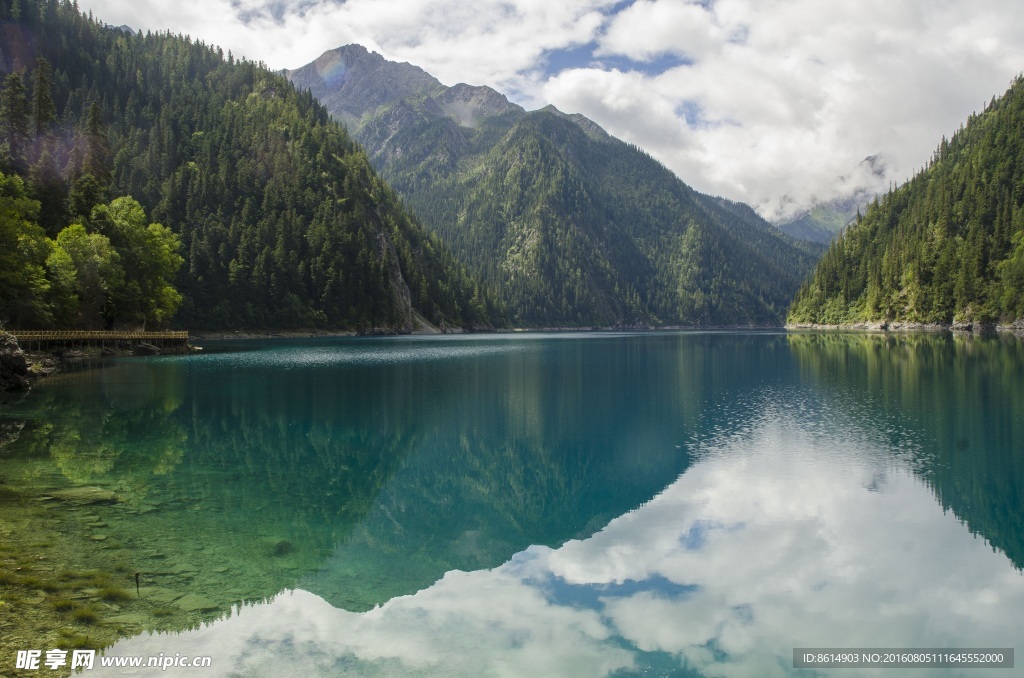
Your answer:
[10,330,190,352]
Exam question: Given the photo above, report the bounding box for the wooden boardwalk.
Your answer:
[11,330,190,351]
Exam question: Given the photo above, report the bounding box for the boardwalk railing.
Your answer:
[10,330,190,351]
[12,331,188,341]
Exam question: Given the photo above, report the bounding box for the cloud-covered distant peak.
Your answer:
[79,0,1024,219]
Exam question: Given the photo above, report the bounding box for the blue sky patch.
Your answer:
[542,41,690,78]
[536,572,698,610]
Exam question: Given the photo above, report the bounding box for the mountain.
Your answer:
[0,1,495,332]
[775,156,887,244]
[776,199,858,244]
[286,45,823,327]
[789,78,1024,327]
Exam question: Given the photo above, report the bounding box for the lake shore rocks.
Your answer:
[787,320,1023,335]
[0,332,201,393]
[0,332,32,391]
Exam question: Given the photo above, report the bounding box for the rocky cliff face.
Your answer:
[378,233,414,334]
[0,332,31,392]
[435,84,522,128]
[284,44,526,133]
[283,45,445,126]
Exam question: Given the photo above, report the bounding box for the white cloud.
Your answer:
[597,0,725,62]
[89,404,1024,677]
[78,0,614,102]
[553,0,1024,219]
[76,0,1024,220]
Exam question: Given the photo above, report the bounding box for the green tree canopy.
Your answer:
[789,76,1024,326]
[49,222,123,328]
[92,196,183,327]
[0,171,51,326]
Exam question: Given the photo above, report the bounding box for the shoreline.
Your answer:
[786,320,1024,335]
[189,329,360,341]
[9,321,1023,393]
[189,324,789,340]
[1,334,196,395]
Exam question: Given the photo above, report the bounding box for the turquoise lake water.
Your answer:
[1,331,1022,676]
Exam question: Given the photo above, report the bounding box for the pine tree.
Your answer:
[29,57,55,142]
[0,73,31,173]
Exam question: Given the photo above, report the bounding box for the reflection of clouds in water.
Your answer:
[550,412,1024,676]
[94,407,1024,677]
[93,567,633,678]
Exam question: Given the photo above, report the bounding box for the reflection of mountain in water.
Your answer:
[0,356,419,658]
[86,333,1024,678]
[4,335,789,634]
[125,335,790,614]
[298,334,800,610]
[12,332,1023,675]
[788,332,1024,570]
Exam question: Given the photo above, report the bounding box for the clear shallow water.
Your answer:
[1,332,1022,676]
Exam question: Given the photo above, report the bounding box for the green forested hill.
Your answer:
[0,0,495,331]
[287,45,822,327]
[789,78,1024,326]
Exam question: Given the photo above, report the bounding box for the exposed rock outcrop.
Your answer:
[378,233,414,333]
[0,332,32,392]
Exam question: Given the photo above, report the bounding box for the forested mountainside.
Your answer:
[0,0,496,331]
[789,77,1024,326]
[287,45,823,327]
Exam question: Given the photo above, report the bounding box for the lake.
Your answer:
[0,331,1021,677]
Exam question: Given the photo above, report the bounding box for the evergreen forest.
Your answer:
[289,46,824,327]
[789,77,1024,326]
[0,0,496,331]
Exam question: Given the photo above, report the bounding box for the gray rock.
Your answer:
[138,586,182,604]
[53,486,117,505]
[175,593,219,612]
[103,612,150,626]
[0,332,31,391]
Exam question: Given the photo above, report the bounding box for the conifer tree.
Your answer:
[0,73,30,173]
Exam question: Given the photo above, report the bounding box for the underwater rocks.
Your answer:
[52,487,118,505]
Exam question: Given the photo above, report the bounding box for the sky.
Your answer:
[75,0,1024,222]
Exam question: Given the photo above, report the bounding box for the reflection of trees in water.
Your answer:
[175,368,423,569]
[788,332,1024,569]
[4,335,804,626]
[307,334,787,610]
[1,359,417,635]
[5,363,189,505]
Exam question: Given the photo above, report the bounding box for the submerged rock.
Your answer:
[52,486,118,505]
[0,420,24,447]
[138,587,183,604]
[103,612,151,627]
[270,539,295,557]
[174,593,219,612]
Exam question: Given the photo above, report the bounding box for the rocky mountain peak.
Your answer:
[435,84,523,128]
[284,44,443,125]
